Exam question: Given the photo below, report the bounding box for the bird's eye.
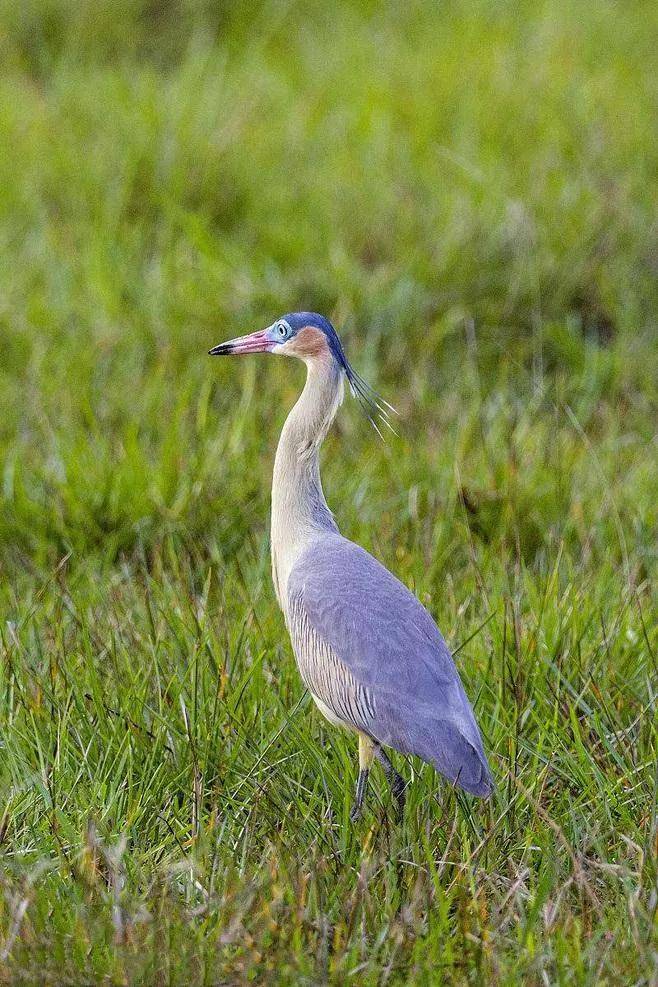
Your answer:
[277,322,287,337]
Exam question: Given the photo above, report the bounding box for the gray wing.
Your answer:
[287,533,492,796]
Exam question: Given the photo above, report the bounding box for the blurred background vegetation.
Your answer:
[0,0,656,982]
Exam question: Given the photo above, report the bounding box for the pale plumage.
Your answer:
[210,312,492,819]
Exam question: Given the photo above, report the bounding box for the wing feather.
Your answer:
[287,533,492,796]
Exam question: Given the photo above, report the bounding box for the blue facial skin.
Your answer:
[279,312,351,373]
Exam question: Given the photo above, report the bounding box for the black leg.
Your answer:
[375,747,406,816]
[350,769,369,822]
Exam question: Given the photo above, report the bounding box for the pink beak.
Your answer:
[208,329,274,356]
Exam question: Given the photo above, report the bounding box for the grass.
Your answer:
[0,0,657,982]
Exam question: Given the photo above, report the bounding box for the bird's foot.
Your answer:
[391,773,406,819]
[375,747,407,821]
[350,768,369,823]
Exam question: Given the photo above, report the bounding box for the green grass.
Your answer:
[1,0,657,982]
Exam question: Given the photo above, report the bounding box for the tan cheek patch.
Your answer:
[287,327,330,357]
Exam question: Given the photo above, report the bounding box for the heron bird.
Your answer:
[209,312,492,820]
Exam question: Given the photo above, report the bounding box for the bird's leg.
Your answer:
[350,734,376,822]
[375,746,406,816]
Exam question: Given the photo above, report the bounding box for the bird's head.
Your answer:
[209,312,395,434]
[209,312,345,364]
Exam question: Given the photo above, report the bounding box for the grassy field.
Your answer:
[1,0,657,982]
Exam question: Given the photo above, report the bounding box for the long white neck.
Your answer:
[271,357,343,608]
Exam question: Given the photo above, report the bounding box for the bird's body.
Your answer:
[210,313,492,817]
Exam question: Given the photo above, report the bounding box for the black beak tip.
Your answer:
[209,344,230,356]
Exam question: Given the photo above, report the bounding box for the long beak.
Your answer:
[208,329,274,356]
